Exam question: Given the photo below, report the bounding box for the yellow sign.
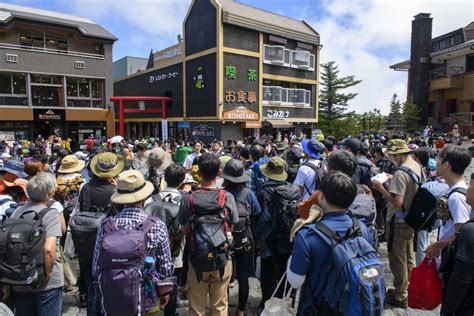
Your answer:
[225,89,257,104]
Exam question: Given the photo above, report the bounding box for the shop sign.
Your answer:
[149,71,179,83]
[193,66,206,90]
[34,108,64,121]
[223,106,259,121]
[177,122,190,128]
[193,124,214,137]
[225,65,257,82]
[0,131,14,141]
[154,46,182,62]
[225,90,256,104]
[162,119,168,142]
[79,129,94,134]
[266,109,290,118]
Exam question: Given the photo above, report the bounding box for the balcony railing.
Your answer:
[449,112,474,125]
[0,43,105,60]
[430,66,464,80]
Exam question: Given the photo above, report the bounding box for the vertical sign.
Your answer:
[161,119,169,142]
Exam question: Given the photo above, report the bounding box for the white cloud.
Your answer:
[304,0,474,114]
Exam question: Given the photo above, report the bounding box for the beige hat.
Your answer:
[90,152,124,178]
[147,147,172,172]
[111,170,154,204]
[58,155,85,174]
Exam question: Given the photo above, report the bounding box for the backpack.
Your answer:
[0,207,53,287]
[143,193,183,258]
[315,219,385,316]
[69,184,112,262]
[251,164,267,194]
[357,161,375,186]
[144,167,164,195]
[396,166,437,230]
[301,160,328,196]
[98,217,156,316]
[188,189,231,279]
[437,187,467,223]
[347,185,378,246]
[268,182,302,255]
[231,188,253,253]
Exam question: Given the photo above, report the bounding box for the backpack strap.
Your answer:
[138,217,157,235]
[396,166,422,187]
[448,187,467,199]
[18,207,52,220]
[102,216,117,234]
[302,161,322,195]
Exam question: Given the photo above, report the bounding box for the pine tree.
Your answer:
[402,95,421,130]
[387,94,402,130]
[319,61,362,135]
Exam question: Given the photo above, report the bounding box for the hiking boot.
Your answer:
[385,293,407,308]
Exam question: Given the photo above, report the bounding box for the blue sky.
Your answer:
[3,0,473,114]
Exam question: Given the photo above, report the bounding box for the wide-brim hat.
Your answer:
[260,156,287,182]
[383,139,412,155]
[111,170,154,204]
[0,159,27,179]
[90,152,125,178]
[301,139,323,159]
[58,155,86,174]
[147,147,172,172]
[0,178,28,196]
[222,159,249,183]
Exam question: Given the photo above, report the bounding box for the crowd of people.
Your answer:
[0,129,473,316]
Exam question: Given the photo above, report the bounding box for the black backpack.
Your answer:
[301,160,328,196]
[0,207,53,286]
[144,193,183,258]
[69,184,112,262]
[396,166,437,230]
[188,189,231,279]
[347,185,378,247]
[269,182,302,255]
[231,188,253,253]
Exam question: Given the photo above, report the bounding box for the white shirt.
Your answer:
[294,159,321,199]
[439,181,470,241]
[0,194,16,222]
[183,152,200,170]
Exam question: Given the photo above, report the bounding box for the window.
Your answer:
[66,77,104,108]
[263,45,290,66]
[0,73,12,94]
[467,54,474,72]
[12,73,26,95]
[0,72,27,106]
[31,86,63,107]
[91,79,103,99]
[5,54,17,63]
[445,99,457,117]
[19,33,68,51]
[263,85,311,106]
[290,49,315,71]
[74,61,85,69]
[78,78,90,97]
[31,74,61,85]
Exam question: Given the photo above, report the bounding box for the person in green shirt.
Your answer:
[174,140,193,166]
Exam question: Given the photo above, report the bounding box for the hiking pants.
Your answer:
[386,221,415,301]
[187,260,232,316]
[14,286,62,316]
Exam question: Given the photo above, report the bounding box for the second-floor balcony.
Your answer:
[0,42,105,60]
[430,66,465,90]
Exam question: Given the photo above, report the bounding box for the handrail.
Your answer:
[430,66,465,80]
[449,111,474,124]
[0,42,105,59]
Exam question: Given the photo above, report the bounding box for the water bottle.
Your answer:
[144,256,155,269]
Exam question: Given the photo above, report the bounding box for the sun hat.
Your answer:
[286,147,303,164]
[222,159,249,183]
[260,156,288,182]
[75,151,89,161]
[147,147,172,172]
[90,152,125,178]
[276,142,289,152]
[383,139,412,155]
[0,159,28,178]
[182,173,198,185]
[1,153,12,159]
[301,139,324,159]
[58,155,86,174]
[0,178,28,196]
[110,170,154,204]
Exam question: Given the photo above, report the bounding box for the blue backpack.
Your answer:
[315,219,385,316]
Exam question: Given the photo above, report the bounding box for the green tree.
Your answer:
[319,61,362,135]
[402,95,421,131]
[386,93,402,130]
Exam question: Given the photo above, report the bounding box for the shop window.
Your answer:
[263,45,290,67]
[32,86,63,107]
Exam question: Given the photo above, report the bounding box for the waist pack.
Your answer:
[0,207,52,287]
[144,193,183,258]
[315,219,385,316]
[188,189,231,279]
[98,217,156,316]
[232,188,253,253]
[269,182,302,255]
[70,184,111,262]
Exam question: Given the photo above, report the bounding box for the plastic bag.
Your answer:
[261,272,295,316]
[408,256,442,310]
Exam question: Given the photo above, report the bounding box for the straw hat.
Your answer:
[111,170,154,204]
[90,152,124,178]
[58,155,85,174]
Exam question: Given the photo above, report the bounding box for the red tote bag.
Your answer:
[408,256,442,310]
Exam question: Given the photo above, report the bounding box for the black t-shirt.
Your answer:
[456,220,474,266]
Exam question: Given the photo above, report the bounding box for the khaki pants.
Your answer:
[187,260,232,316]
[386,221,415,301]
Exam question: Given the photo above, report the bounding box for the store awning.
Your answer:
[264,118,292,128]
[242,121,262,129]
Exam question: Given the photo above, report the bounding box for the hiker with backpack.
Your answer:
[294,139,326,199]
[177,153,239,316]
[222,159,262,316]
[287,171,383,315]
[424,146,472,304]
[0,178,28,222]
[246,144,269,196]
[92,169,173,316]
[3,172,63,316]
[371,139,422,308]
[69,151,124,310]
[344,138,375,186]
[144,163,186,316]
[256,156,302,309]
[141,147,173,194]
